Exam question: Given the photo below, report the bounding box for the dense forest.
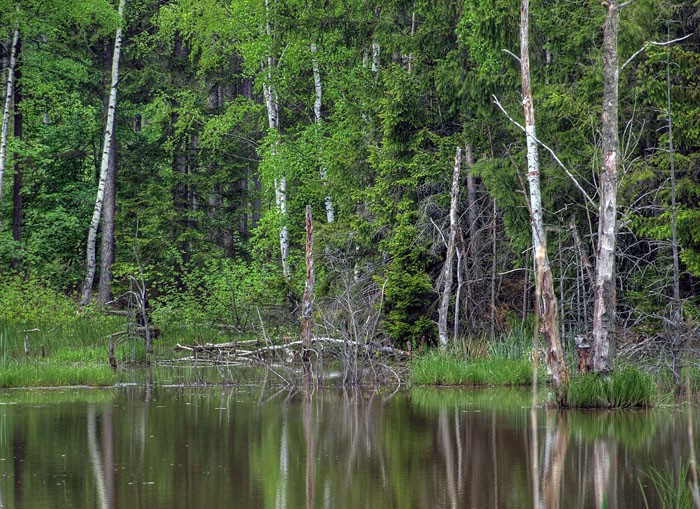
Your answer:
[1,0,699,373]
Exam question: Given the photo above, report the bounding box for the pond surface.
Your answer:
[0,379,693,508]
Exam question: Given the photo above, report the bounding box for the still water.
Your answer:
[0,380,692,508]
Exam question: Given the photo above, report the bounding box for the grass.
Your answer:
[641,463,695,509]
[567,367,657,408]
[0,360,116,388]
[411,350,536,386]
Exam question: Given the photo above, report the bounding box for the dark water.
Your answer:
[0,381,693,508]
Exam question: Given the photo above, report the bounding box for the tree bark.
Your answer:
[438,147,461,348]
[591,0,621,373]
[10,32,22,270]
[520,0,568,404]
[0,27,19,202]
[311,42,334,223]
[97,142,117,306]
[301,205,315,363]
[263,0,289,278]
[81,0,126,306]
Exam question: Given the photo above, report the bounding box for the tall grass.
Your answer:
[411,350,535,386]
[641,463,694,509]
[0,360,115,388]
[568,367,657,408]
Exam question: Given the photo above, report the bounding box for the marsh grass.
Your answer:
[411,350,536,386]
[568,367,656,408]
[641,463,694,509]
[0,360,116,388]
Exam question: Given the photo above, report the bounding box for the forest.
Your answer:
[1,0,699,380]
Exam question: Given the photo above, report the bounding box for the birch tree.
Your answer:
[591,0,622,373]
[311,42,334,223]
[0,26,19,202]
[438,147,461,347]
[520,0,568,403]
[80,0,125,306]
[262,0,289,278]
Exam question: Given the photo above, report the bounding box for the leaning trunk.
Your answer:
[591,0,621,373]
[0,27,19,202]
[438,147,461,347]
[520,0,568,403]
[97,142,117,306]
[80,0,126,306]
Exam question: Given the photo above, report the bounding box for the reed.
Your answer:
[568,367,656,408]
[411,350,536,386]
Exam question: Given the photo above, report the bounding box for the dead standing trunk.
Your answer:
[520,0,568,404]
[301,205,315,364]
[438,147,461,348]
[80,0,126,306]
[97,130,117,306]
[591,0,621,374]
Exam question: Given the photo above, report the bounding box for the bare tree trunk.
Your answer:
[301,205,315,364]
[666,23,680,315]
[97,142,116,306]
[10,33,21,270]
[520,0,568,404]
[591,0,621,373]
[311,43,334,223]
[438,147,461,347]
[0,27,19,202]
[80,0,126,306]
[490,199,497,342]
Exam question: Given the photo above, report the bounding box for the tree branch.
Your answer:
[492,95,597,209]
[621,34,692,71]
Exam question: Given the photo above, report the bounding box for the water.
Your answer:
[0,381,692,508]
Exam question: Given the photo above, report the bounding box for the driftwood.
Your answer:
[175,337,411,362]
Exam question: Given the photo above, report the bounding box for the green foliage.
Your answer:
[568,367,657,409]
[0,276,75,326]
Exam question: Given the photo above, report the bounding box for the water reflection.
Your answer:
[0,386,693,508]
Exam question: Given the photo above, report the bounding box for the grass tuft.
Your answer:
[568,367,656,408]
[411,350,535,386]
[0,361,116,388]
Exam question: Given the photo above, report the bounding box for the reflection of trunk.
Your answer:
[303,381,315,509]
[0,27,19,201]
[10,34,22,270]
[438,407,457,509]
[102,403,116,509]
[520,0,568,404]
[593,439,614,509]
[88,405,108,509]
[591,0,621,373]
[276,407,289,508]
[540,412,569,509]
[438,147,461,347]
[80,0,126,306]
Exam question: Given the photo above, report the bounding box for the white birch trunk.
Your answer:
[0,27,19,202]
[263,0,289,278]
[438,147,461,347]
[311,42,334,223]
[591,0,621,373]
[521,0,568,403]
[80,0,126,306]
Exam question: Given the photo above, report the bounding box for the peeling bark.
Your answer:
[591,0,621,373]
[438,147,461,348]
[521,0,568,404]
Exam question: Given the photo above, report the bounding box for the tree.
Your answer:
[0,25,19,203]
[80,0,126,306]
[590,0,622,374]
[519,0,568,402]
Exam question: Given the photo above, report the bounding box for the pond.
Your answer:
[0,378,693,508]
